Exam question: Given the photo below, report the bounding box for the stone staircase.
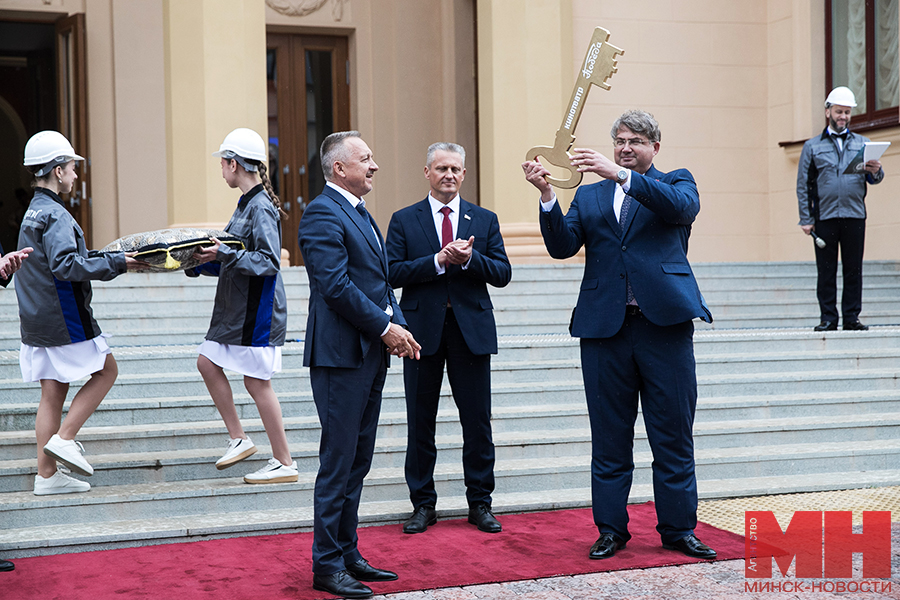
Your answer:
[1,262,899,557]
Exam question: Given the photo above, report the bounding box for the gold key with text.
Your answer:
[526,27,624,189]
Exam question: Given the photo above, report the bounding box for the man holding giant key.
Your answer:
[522,109,717,562]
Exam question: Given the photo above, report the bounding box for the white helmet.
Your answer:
[23,130,84,168]
[213,128,267,162]
[825,86,857,108]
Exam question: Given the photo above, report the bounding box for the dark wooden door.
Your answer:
[266,33,349,265]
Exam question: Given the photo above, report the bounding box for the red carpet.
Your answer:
[4,503,744,600]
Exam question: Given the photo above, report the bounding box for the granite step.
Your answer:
[3,439,898,552]
[7,465,900,559]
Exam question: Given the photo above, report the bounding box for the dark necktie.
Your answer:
[440,206,453,248]
[618,195,632,233]
[356,201,381,249]
[618,191,637,306]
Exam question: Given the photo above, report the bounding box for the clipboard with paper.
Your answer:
[843,141,890,174]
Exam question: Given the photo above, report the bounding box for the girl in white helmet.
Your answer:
[189,127,297,484]
[16,130,146,495]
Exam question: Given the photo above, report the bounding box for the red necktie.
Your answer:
[440,206,453,248]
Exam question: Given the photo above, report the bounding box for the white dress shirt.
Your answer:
[539,170,632,219]
[325,181,392,335]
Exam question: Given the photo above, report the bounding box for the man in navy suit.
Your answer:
[386,143,511,535]
[298,131,421,599]
[522,110,716,561]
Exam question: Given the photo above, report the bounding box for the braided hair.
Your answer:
[253,161,286,220]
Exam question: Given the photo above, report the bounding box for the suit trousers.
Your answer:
[403,308,495,509]
[813,217,865,323]
[310,344,386,575]
[580,312,698,545]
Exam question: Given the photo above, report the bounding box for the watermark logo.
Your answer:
[744,510,892,593]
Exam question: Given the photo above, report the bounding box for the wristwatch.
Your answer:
[615,168,629,184]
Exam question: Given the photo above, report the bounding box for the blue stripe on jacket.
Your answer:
[54,278,87,343]
[251,274,277,346]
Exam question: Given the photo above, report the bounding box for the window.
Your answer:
[827,0,900,130]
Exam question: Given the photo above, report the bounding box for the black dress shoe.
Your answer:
[814,320,838,331]
[589,532,625,559]
[468,503,502,533]
[312,570,373,599]
[663,534,717,559]
[843,319,869,330]
[402,505,437,534]
[346,558,398,582]
[0,559,13,572]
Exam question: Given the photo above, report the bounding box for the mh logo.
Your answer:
[745,511,892,579]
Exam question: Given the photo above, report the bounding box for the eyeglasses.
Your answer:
[613,138,651,148]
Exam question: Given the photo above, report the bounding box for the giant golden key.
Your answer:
[526,27,624,189]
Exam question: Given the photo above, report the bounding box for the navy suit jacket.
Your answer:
[540,164,712,339]
[298,185,405,368]
[386,198,511,356]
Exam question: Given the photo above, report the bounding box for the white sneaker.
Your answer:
[215,437,257,470]
[34,467,91,495]
[243,458,299,484]
[43,434,93,476]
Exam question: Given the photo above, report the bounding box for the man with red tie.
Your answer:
[386,143,512,535]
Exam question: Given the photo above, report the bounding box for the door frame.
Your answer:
[55,13,91,247]
[266,31,349,265]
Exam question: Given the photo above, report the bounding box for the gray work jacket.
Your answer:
[187,185,287,346]
[797,128,884,225]
[15,188,126,347]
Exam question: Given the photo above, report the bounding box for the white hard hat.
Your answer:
[213,128,267,162]
[23,130,84,167]
[825,86,857,108]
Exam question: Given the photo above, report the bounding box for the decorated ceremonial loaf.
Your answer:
[97,228,244,272]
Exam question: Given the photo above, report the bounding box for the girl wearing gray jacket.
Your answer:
[189,128,296,484]
[16,131,145,495]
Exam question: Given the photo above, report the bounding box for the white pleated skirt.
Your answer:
[20,335,111,383]
[198,340,282,380]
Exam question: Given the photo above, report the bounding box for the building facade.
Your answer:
[0,0,897,264]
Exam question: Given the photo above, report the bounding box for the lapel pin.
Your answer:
[464,214,471,220]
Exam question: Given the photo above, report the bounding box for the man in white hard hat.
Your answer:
[797,86,884,331]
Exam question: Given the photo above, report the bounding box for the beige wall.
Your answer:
[559,0,773,262]
[482,0,900,263]
[88,0,168,245]
[769,1,900,263]
[165,0,268,230]
[477,0,575,222]
[110,0,168,240]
